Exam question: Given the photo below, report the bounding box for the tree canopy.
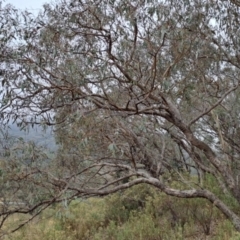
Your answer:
[1,0,240,234]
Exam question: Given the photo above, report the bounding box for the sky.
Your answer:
[4,0,51,12]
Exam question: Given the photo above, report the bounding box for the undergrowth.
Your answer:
[3,177,240,240]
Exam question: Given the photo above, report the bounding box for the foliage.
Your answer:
[5,184,240,240]
[1,0,240,234]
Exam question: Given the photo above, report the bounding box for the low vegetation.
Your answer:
[4,183,240,240]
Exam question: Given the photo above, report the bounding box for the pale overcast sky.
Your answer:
[4,0,52,12]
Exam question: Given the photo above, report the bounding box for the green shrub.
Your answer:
[5,176,240,240]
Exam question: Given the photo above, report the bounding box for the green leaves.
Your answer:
[1,0,240,233]
[108,142,116,153]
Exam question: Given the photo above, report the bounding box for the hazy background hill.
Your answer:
[7,123,57,151]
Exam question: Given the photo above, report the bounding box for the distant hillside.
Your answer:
[8,123,57,151]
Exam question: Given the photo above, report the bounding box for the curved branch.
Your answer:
[189,84,239,126]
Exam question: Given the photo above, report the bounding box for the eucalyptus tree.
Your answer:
[1,0,240,234]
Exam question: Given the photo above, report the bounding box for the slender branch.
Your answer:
[189,84,239,126]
